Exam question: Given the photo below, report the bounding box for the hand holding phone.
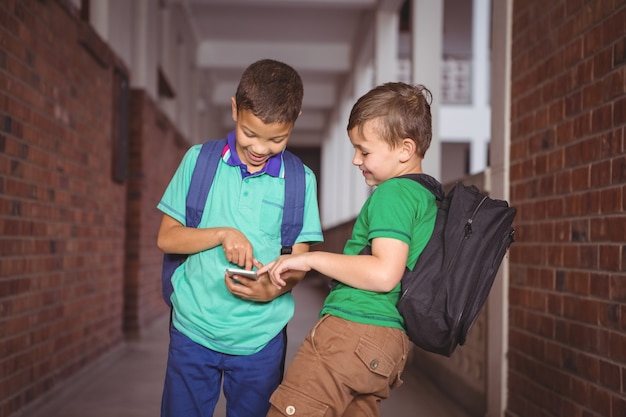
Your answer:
[226,267,259,280]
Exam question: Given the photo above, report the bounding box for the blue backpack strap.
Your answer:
[280,150,306,254]
[161,138,226,307]
[186,139,227,227]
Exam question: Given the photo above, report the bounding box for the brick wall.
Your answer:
[0,1,188,415]
[0,0,126,415]
[508,1,626,416]
[124,89,186,338]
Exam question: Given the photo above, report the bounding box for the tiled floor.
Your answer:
[22,277,471,417]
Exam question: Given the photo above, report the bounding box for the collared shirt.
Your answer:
[157,131,323,355]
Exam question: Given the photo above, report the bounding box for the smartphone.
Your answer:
[226,267,259,280]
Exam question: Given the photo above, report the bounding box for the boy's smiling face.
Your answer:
[349,118,407,187]
[231,100,294,173]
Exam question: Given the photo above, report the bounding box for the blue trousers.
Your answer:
[161,324,287,417]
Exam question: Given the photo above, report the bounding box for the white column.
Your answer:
[89,0,109,40]
[487,0,512,416]
[131,0,150,91]
[411,0,443,181]
[350,62,375,216]
[320,14,377,228]
[470,0,492,174]
[375,10,399,84]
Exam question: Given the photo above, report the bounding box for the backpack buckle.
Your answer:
[281,246,293,255]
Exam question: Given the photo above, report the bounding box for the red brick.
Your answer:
[599,244,621,271]
[589,273,610,298]
[613,396,626,417]
[589,384,612,416]
[598,359,621,391]
[610,275,626,301]
[591,104,614,134]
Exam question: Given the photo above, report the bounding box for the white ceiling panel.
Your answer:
[171,0,405,145]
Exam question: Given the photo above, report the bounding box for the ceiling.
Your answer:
[169,0,408,147]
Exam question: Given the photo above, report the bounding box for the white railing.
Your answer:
[398,57,472,105]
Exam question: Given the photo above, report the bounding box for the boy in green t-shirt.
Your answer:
[258,82,438,417]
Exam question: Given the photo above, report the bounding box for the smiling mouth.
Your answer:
[247,151,268,164]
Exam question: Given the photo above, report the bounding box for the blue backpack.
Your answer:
[161,138,306,307]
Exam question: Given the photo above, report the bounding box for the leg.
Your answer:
[267,315,409,417]
[161,326,223,417]
[267,315,350,417]
[343,322,410,417]
[222,329,286,417]
[342,395,381,417]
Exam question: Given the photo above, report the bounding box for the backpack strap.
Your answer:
[161,138,226,307]
[186,139,227,227]
[398,173,445,201]
[280,150,306,254]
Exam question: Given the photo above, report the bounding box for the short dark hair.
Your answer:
[347,82,433,157]
[235,59,303,125]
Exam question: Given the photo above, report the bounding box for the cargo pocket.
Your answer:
[355,337,394,378]
[269,384,328,416]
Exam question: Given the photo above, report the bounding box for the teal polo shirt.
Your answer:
[157,131,323,355]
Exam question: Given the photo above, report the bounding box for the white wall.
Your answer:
[88,0,212,145]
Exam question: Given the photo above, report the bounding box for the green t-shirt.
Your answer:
[320,177,437,329]
[158,143,323,355]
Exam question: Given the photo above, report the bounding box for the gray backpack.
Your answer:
[397,174,516,356]
[360,174,516,356]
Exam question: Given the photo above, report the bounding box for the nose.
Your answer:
[250,142,269,156]
[352,151,361,166]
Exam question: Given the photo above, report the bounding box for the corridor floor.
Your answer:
[23,277,471,417]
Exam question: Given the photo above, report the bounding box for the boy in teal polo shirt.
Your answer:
[259,82,438,417]
[157,59,323,417]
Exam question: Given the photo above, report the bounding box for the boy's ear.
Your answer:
[399,138,417,162]
[230,97,238,122]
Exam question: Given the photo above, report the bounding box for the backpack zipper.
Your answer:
[449,194,489,337]
[463,195,488,239]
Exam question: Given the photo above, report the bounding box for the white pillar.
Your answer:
[375,10,399,84]
[470,0,492,174]
[131,0,150,91]
[487,0,512,416]
[411,0,443,181]
[89,0,109,40]
[350,62,375,216]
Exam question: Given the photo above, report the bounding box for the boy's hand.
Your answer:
[257,253,312,289]
[224,259,281,302]
[220,228,255,270]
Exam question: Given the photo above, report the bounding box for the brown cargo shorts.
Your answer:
[267,314,410,417]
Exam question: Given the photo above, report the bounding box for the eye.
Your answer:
[243,130,256,138]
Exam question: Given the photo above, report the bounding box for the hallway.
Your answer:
[23,277,472,417]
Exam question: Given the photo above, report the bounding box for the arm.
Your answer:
[157,213,256,269]
[258,237,409,293]
[224,242,311,302]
